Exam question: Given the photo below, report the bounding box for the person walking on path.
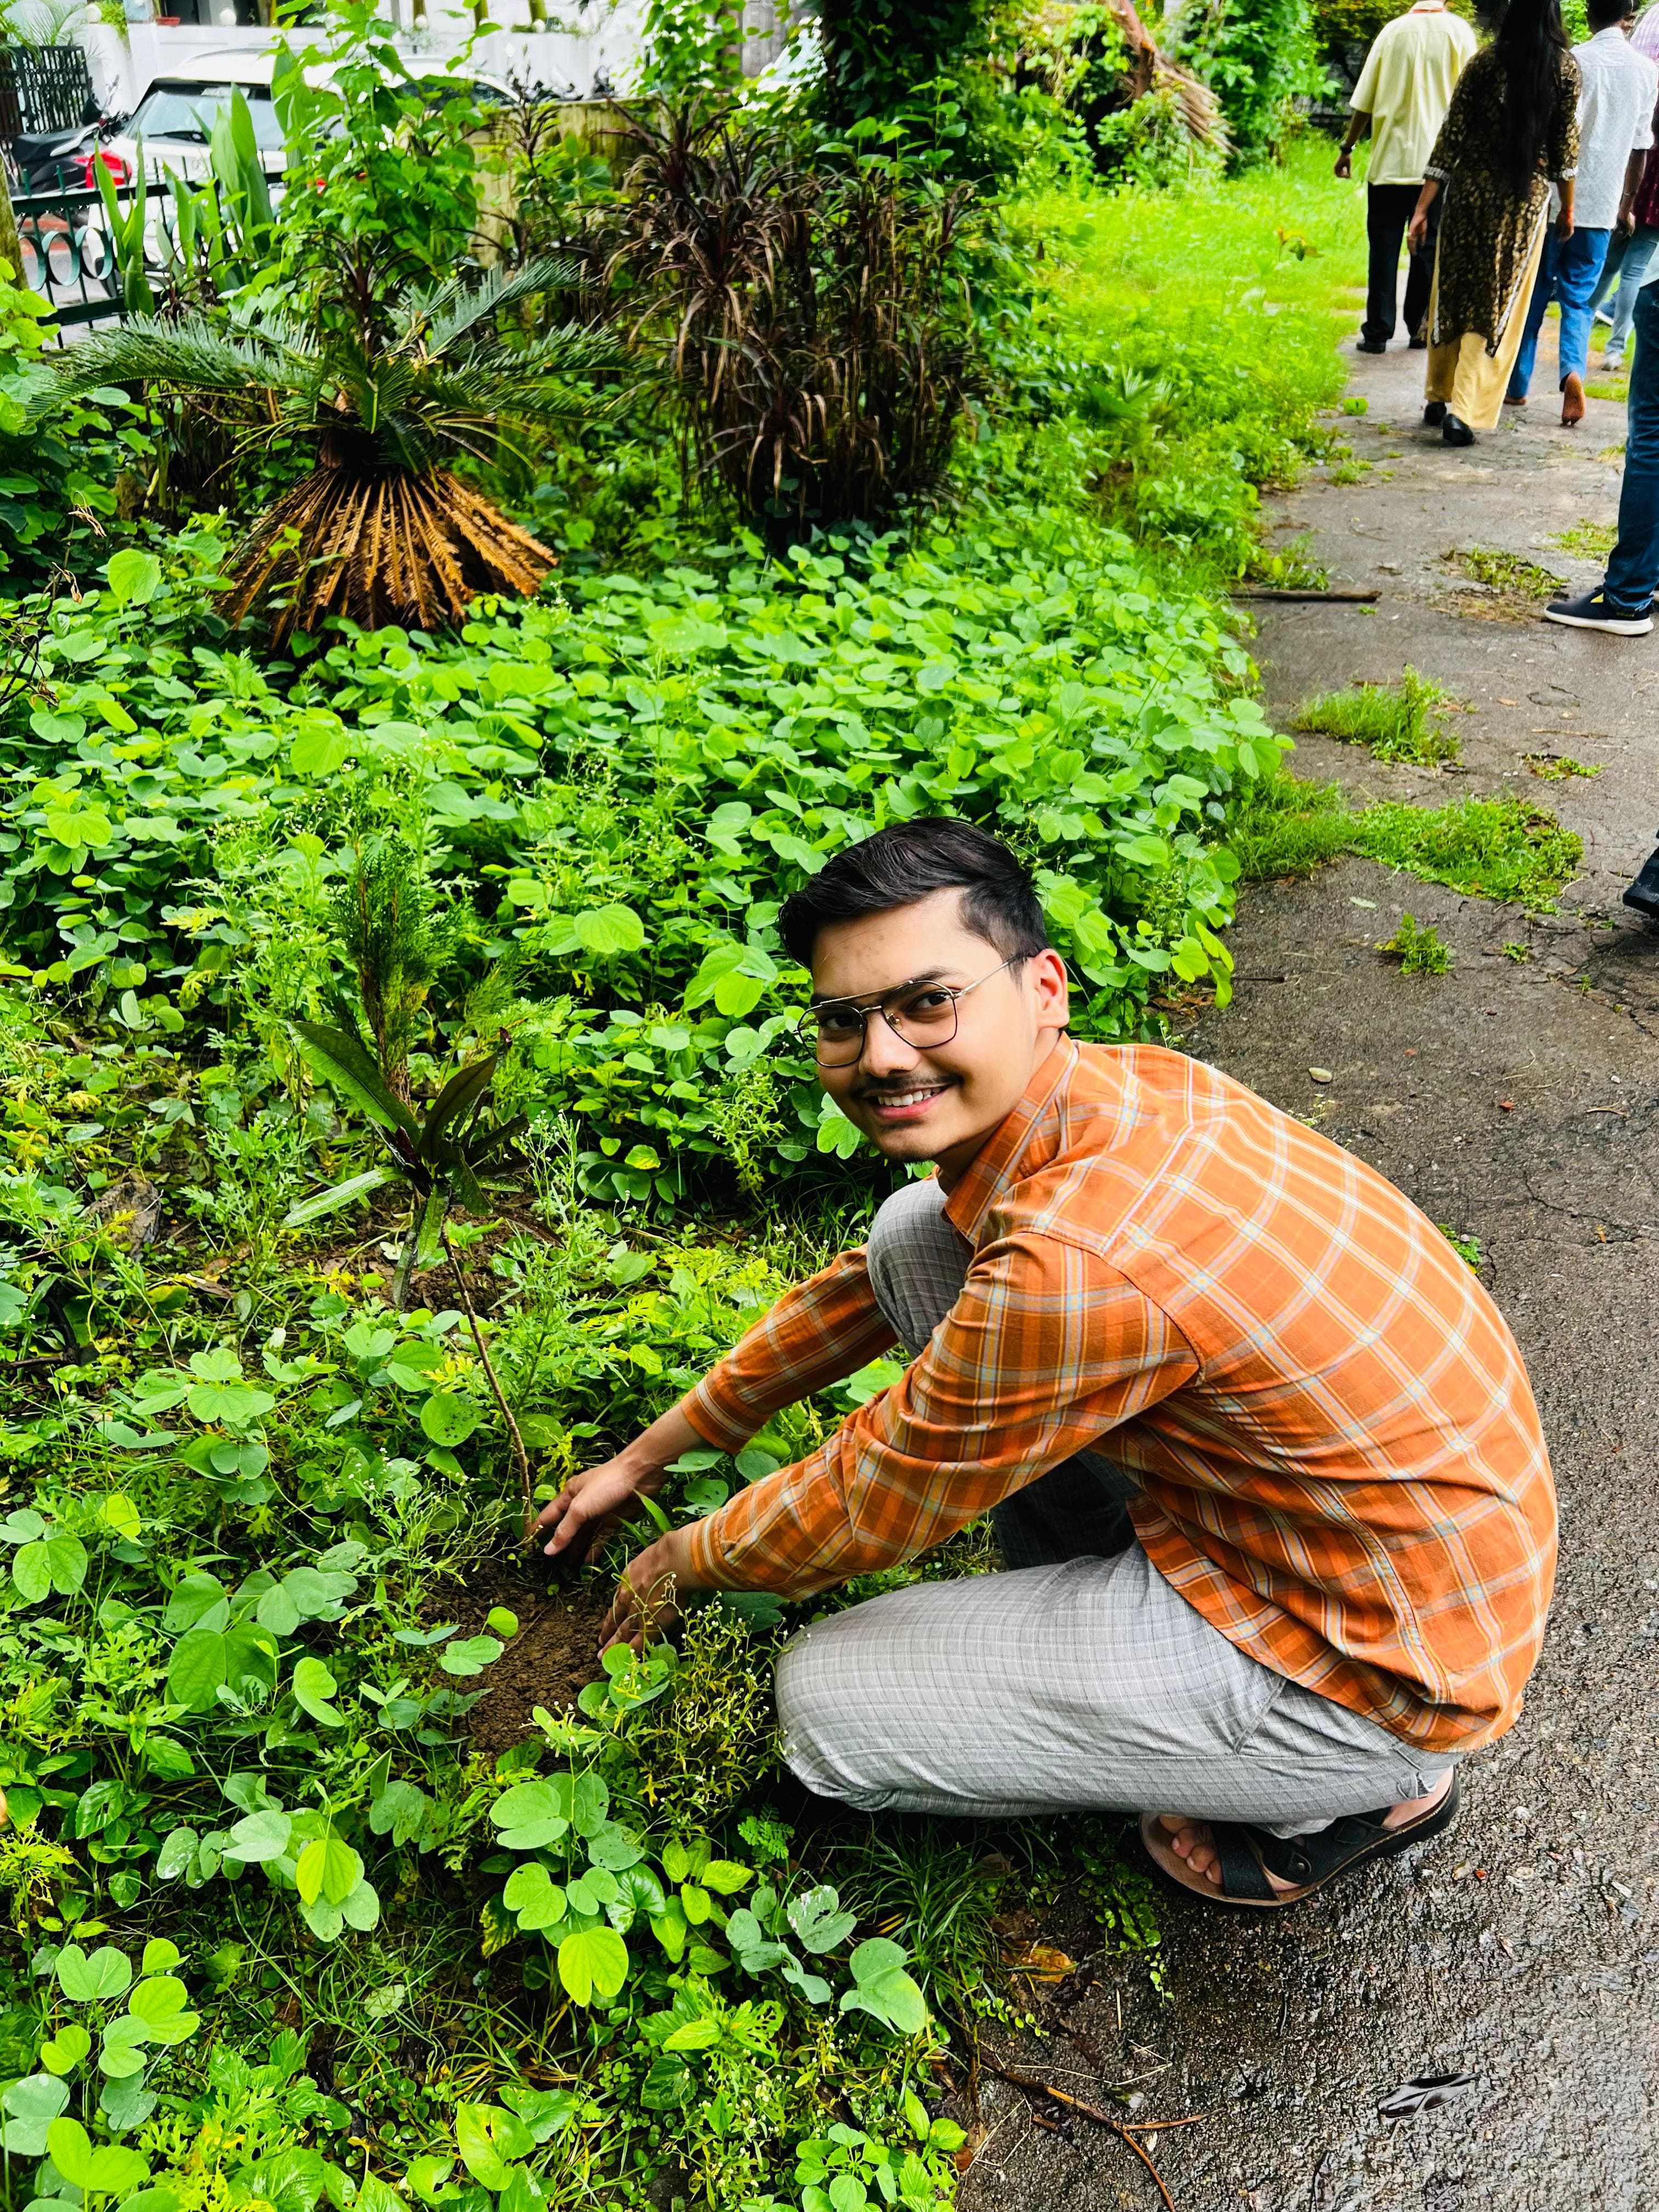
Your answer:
[537,821,1558,1911]
[1408,0,1579,445]
[1506,0,1655,420]
[1336,0,1477,352]
[1587,4,1659,360]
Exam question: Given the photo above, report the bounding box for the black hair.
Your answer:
[1493,0,1572,198]
[1587,0,1632,27]
[778,817,1051,968]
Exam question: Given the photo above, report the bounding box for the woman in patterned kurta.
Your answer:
[1407,16,1579,441]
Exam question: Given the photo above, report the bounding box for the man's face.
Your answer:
[808,889,1070,1185]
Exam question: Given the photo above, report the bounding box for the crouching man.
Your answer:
[534,820,1556,1910]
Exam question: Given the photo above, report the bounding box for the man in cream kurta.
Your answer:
[1336,0,1478,350]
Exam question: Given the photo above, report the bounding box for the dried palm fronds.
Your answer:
[57,252,616,641]
[224,458,557,647]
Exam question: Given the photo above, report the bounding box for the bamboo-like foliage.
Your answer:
[57,255,616,644]
[609,105,980,538]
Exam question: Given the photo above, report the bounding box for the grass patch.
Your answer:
[1449,545,1566,597]
[1526,753,1603,780]
[1290,665,1459,766]
[1551,520,1618,561]
[1380,913,1452,974]
[1009,139,1367,580]
[1585,376,1629,401]
[1236,765,1583,909]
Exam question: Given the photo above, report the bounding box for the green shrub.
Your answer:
[0,511,1278,1209]
[0,264,137,586]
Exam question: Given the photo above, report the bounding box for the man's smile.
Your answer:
[857,1078,953,1120]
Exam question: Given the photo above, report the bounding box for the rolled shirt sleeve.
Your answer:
[685,1233,1200,1596]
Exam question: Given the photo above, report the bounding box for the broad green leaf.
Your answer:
[289,720,351,777]
[698,1859,752,1895]
[291,1654,345,1726]
[38,2024,93,2074]
[296,1836,362,1907]
[439,1633,503,1677]
[105,548,162,607]
[1,2072,70,2155]
[140,1938,183,1976]
[369,1778,431,1848]
[57,1943,134,2004]
[840,1938,928,2037]
[420,1391,481,1447]
[501,1861,567,1932]
[13,1532,87,1599]
[490,1779,570,1850]
[571,904,645,957]
[455,2104,535,2191]
[788,1884,857,1954]
[556,1925,629,2007]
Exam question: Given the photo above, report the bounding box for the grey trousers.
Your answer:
[775,1180,1458,1836]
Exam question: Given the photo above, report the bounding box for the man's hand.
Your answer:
[600,1525,704,1652]
[533,1452,667,1562]
[1408,211,1429,255]
[1621,200,1638,235]
[1334,149,1352,179]
[1556,208,1576,239]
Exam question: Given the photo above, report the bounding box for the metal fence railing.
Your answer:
[14,181,130,336]
[0,45,94,142]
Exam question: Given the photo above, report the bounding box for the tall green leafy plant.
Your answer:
[1174,0,1329,165]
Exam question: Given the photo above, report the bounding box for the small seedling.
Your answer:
[1342,396,1369,415]
[1438,1224,1483,1268]
[1380,914,1452,975]
[1502,941,1532,962]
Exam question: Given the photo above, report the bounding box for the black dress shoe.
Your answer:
[1356,338,1388,353]
[1408,336,1428,350]
[1623,844,1659,920]
[1442,413,1476,445]
[1423,400,1447,426]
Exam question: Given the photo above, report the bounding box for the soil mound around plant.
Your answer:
[438,1564,612,1756]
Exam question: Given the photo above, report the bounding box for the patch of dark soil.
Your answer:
[436,1562,612,1756]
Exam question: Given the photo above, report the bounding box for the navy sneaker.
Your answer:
[1624,844,1659,920]
[1542,590,1654,636]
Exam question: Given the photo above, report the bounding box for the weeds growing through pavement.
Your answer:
[1235,765,1583,912]
[1291,666,1459,768]
[1379,914,1452,975]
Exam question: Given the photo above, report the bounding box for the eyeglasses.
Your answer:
[797,956,1026,1067]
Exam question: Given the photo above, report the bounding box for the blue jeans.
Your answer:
[1604,281,1659,615]
[1591,225,1659,357]
[1507,224,1613,399]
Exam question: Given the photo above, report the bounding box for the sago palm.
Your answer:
[60,255,616,644]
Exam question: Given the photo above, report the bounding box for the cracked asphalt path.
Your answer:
[970,329,1658,2210]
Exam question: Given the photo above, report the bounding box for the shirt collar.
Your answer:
[1588,22,1628,37]
[943,1036,1079,1243]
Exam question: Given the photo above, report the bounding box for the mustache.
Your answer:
[851,1075,955,1100]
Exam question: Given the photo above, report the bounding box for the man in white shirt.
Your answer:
[1507,0,1656,422]
[1336,0,1477,352]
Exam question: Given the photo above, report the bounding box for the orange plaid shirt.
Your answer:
[684,1041,1555,1754]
